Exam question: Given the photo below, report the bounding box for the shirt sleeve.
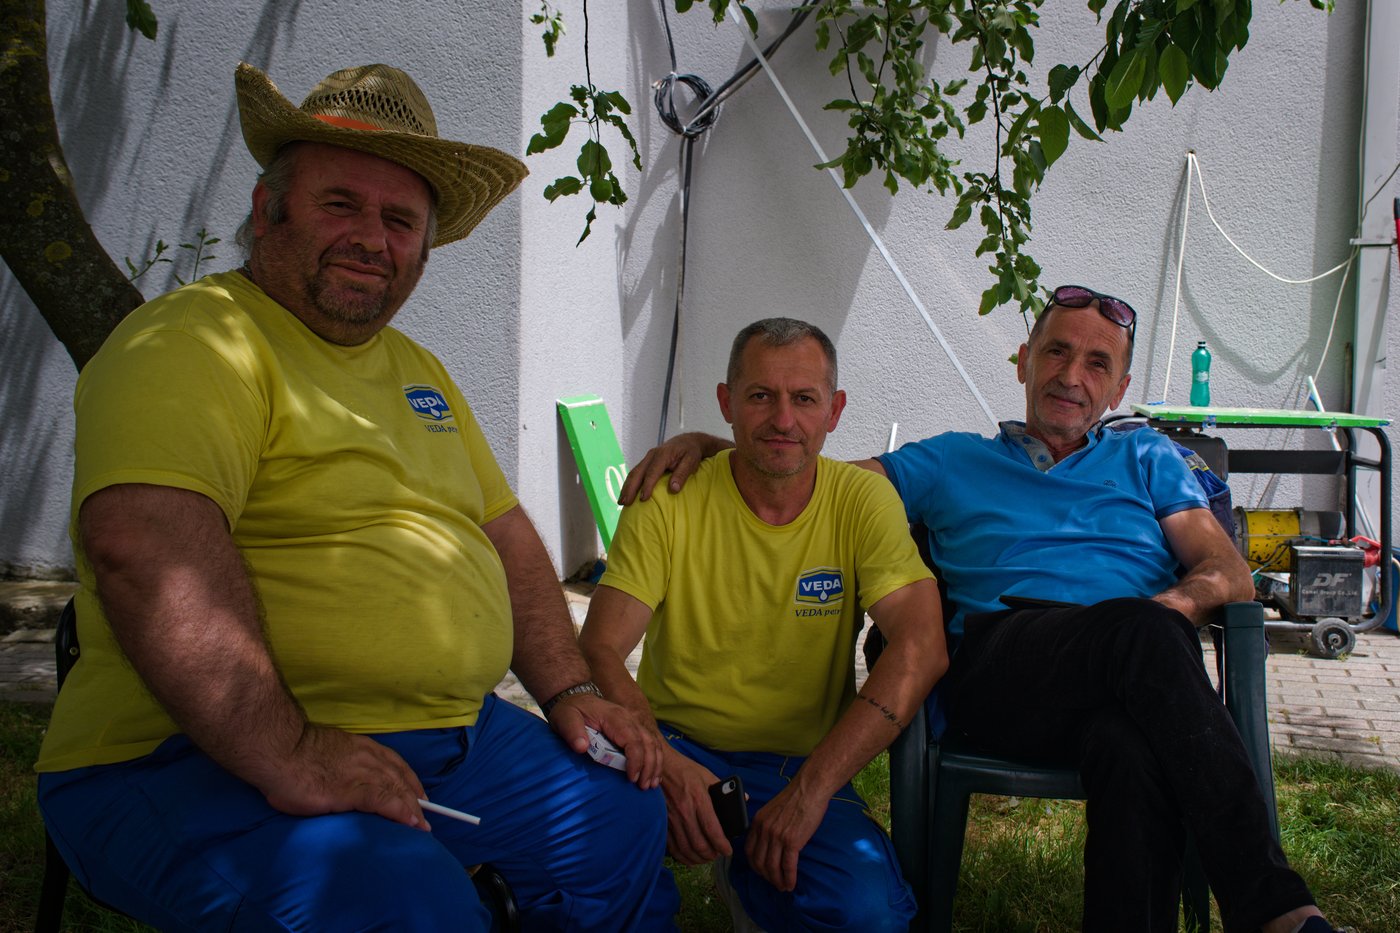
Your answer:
[850,471,935,610]
[597,493,673,611]
[73,326,265,529]
[876,435,947,526]
[1139,430,1208,519]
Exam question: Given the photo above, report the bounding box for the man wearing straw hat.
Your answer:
[35,63,678,931]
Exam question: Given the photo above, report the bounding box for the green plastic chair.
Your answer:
[884,526,1277,933]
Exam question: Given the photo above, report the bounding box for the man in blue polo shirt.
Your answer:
[621,287,1344,933]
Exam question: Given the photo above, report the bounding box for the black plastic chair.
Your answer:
[35,598,520,932]
[882,517,1278,933]
[34,598,123,932]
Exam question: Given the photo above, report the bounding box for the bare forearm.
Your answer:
[581,640,662,738]
[792,637,942,801]
[486,507,591,703]
[82,486,307,787]
[1155,556,1254,626]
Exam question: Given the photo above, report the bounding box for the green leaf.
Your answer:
[1105,48,1147,110]
[1036,105,1070,167]
[577,205,597,246]
[1064,100,1103,142]
[979,284,1000,315]
[604,91,632,115]
[947,199,973,231]
[742,4,758,34]
[1159,43,1190,103]
[543,176,583,201]
[577,139,612,176]
[125,0,158,40]
[1047,64,1081,103]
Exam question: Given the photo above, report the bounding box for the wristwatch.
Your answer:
[542,680,603,718]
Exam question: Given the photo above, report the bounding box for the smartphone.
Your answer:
[708,775,749,837]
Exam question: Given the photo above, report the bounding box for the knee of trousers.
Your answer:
[259,817,488,931]
[1077,706,1171,799]
[739,843,916,933]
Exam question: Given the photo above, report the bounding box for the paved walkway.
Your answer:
[3,582,1397,772]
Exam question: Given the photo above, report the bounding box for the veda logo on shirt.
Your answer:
[403,385,454,422]
[795,568,844,606]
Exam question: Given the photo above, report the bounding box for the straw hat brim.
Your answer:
[235,63,528,248]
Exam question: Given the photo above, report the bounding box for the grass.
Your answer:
[3,702,1397,933]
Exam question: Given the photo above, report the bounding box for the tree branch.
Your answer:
[0,0,144,370]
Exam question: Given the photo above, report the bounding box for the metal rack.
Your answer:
[1127,405,1393,658]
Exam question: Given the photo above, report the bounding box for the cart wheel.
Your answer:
[1308,619,1356,660]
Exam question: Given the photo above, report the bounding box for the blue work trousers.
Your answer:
[942,597,1314,933]
[39,694,678,931]
[662,728,916,933]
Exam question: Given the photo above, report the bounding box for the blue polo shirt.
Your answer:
[877,422,1206,636]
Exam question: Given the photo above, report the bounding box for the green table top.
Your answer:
[1130,404,1390,428]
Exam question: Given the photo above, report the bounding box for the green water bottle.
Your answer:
[1190,340,1211,407]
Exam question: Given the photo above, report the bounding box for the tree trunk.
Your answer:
[0,0,145,371]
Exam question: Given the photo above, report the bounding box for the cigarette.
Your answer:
[417,798,481,825]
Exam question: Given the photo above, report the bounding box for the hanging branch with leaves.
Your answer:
[529,0,1333,320]
[526,0,642,245]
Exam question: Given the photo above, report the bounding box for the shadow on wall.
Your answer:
[616,7,902,461]
[0,281,76,579]
[50,2,304,300]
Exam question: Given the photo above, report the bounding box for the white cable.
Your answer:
[1157,153,1195,402]
[727,6,999,431]
[1310,245,1358,384]
[1187,152,1355,285]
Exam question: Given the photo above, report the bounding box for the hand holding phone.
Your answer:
[708,775,750,838]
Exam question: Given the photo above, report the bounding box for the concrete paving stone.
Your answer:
[1309,673,1376,688]
[1273,701,1330,714]
[1278,714,1374,731]
[1269,691,1326,705]
[1282,734,1387,755]
[1276,748,1391,772]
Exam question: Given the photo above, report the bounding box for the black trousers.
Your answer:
[941,597,1314,933]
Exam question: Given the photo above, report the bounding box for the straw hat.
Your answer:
[235,62,528,247]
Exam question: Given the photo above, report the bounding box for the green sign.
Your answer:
[557,395,627,549]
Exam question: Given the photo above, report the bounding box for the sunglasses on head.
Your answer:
[1048,285,1137,338]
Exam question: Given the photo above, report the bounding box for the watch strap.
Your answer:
[542,680,603,717]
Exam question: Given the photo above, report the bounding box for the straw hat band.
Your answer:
[315,114,391,133]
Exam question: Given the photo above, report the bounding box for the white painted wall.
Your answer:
[2,0,1394,585]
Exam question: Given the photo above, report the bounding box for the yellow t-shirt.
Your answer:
[600,451,932,757]
[37,272,517,772]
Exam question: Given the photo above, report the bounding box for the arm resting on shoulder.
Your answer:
[1155,506,1255,627]
[747,577,945,892]
[81,483,429,829]
[619,439,890,505]
[483,506,664,771]
[579,585,729,857]
[617,432,733,505]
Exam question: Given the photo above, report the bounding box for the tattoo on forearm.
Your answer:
[858,693,906,730]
